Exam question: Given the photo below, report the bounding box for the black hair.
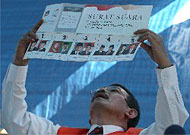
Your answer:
[109,83,140,129]
[109,45,114,48]
[121,44,127,47]
[76,43,83,46]
[87,43,92,46]
[101,45,105,48]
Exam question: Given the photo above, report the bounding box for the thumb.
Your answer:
[141,42,154,61]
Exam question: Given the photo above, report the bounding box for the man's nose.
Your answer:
[98,87,109,93]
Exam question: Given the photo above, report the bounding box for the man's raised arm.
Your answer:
[134,29,189,134]
[1,20,60,135]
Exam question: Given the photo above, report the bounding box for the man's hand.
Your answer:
[134,29,172,69]
[13,19,43,66]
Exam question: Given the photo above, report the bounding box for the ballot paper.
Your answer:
[24,3,153,61]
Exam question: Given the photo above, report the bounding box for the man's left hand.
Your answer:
[134,29,172,69]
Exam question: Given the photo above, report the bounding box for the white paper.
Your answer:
[24,3,152,62]
[76,5,153,35]
[38,4,62,33]
[58,12,81,29]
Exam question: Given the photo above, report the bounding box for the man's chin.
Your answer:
[90,99,112,116]
[91,98,109,107]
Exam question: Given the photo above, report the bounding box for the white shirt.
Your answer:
[88,125,124,135]
[1,64,189,135]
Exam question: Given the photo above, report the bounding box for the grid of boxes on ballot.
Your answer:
[24,33,140,61]
[24,3,152,61]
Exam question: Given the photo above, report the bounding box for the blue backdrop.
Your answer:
[1,0,190,133]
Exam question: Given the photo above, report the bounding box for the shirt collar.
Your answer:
[88,124,124,135]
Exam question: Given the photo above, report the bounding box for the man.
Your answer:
[80,43,92,55]
[28,41,38,51]
[122,45,130,54]
[49,41,61,53]
[71,42,83,55]
[1,20,189,135]
[116,44,129,55]
[61,42,70,54]
[38,41,46,52]
[128,44,138,54]
[94,45,106,55]
[106,45,114,55]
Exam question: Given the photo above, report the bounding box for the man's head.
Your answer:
[31,41,37,48]
[121,45,127,51]
[63,42,69,49]
[100,45,105,51]
[131,38,135,43]
[75,43,83,51]
[131,44,137,49]
[39,41,46,48]
[108,45,114,51]
[89,83,140,130]
[86,43,92,51]
[54,42,60,49]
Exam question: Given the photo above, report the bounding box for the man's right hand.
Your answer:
[13,19,43,66]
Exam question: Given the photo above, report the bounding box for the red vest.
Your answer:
[58,127,143,135]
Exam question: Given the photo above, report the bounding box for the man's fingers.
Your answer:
[14,19,43,66]
[31,19,43,33]
[141,42,154,61]
[21,31,39,42]
[141,42,151,52]
[27,31,38,41]
[21,35,35,43]
[134,29,157,37]
[25,35,36,42]
[137,32,156,44]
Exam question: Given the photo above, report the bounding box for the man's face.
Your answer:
[31,42,36,48]
[131,39,135,43]
[122,46,126,50]
[86,46,91,51]
[108,47,113,51]
[79,46,83,51]
[100,47,104,51]
[40,42,46,48]
[130,44,136,49]
[75,46,82,51]
[63,44,68,49]
[54,43,59,49]
[89,86,129,117]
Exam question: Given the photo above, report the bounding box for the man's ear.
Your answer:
[125,108,138,119]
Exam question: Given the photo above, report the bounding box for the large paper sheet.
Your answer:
[76,5,152,35]
[24,3,153,62]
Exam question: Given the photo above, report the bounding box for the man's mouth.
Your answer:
[96,93,108,99]
[92,92,109,101]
